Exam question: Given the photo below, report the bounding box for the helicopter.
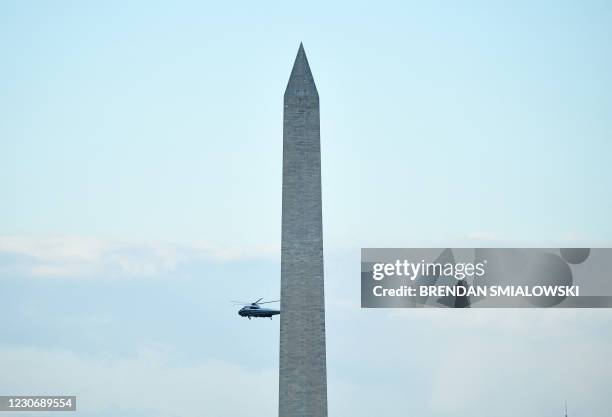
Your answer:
[232,298,280,320]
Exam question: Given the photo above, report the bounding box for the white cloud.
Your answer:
[424,312,612,416]
[2,236,612,417]
[0,345,277,417]
[0,235,278,279]
[341,309,612,417]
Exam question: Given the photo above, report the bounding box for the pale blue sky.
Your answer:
[2,0,611,248]
[1,2,612,417]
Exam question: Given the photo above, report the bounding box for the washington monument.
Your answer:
[279,44,327,417]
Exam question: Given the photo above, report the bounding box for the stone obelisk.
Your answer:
[279,44,327,417]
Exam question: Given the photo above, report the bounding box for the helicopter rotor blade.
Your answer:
[253,298,264,304]
[258,300,280,304]
[230,300,251,304]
